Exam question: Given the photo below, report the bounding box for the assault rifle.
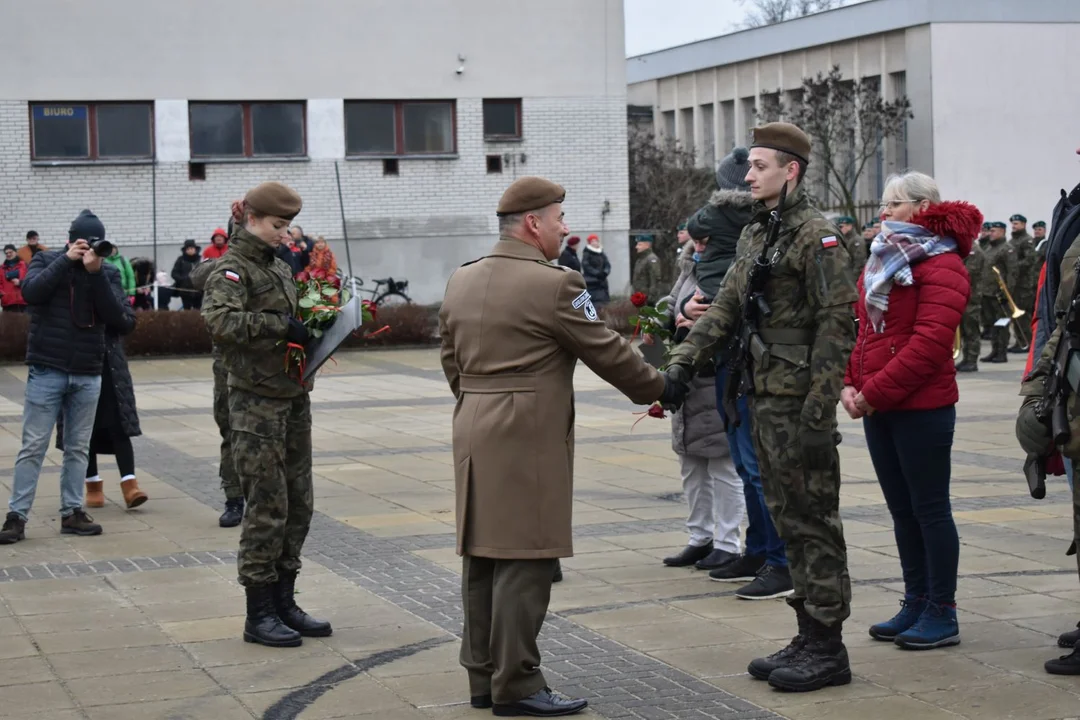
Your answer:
[1032,256,1080,497]
[721,183,786,428]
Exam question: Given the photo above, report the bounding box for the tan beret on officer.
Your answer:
[496,176,566,216]
[750,122,812,165]
[246,181,303,221]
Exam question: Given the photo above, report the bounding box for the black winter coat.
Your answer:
[172,253,200,289]
[56,274,139,452]
[558,246,582,273]
[686,189,754,301]
[22,250,130,375]
[581,246,611,305]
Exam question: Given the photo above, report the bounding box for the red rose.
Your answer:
[630,292,648,308]
[295,271,309,283]
[329,274,341,289]
[362,299,377,322]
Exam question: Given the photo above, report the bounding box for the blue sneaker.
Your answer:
[869,596,925,641]
[894,602,960,650]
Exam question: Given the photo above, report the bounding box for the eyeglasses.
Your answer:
[878,200,914,212]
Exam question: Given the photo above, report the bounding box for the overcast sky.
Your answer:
[623,0,870,57]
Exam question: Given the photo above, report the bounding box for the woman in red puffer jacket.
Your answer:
[841,171,982,652]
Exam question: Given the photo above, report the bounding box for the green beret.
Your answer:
[497,176,566,216]
[637,234,654,244]
[864,220,876,230]
[991,221,1007,229]
[245,182,302,221]
[1010,214,1027,223]
[677,221,687,231]
[837,216,856,225]
[981,222,991,230]
[750,122,811,165]
[1034,220,1047,228]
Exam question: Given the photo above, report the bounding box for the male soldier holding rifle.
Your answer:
[665,123,858,692]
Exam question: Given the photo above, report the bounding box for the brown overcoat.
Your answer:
[439,238,666,560]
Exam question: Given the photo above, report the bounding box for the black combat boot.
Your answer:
[1059,621,1080,649]
[219,497,244,528]
[981,351,1007,363]
[955,361,978,373]
[747,602,810,680]
[553,559,563,583]
[275,570,332,637]
[244,585,302,647]
[1046,640,1080,675]
[767,618,852,692]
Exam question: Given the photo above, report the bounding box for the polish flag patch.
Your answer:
[224,270,240,282]
[820,236,839,249]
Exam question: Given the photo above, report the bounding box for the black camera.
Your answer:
[87,238,113,257]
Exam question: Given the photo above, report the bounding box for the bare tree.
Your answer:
[628,127,715,284]
[756,65,912,217]
[737,0,847,28]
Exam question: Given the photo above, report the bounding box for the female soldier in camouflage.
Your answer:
[201,182,331,648]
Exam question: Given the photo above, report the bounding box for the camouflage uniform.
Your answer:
[632,247,664,306]
[191,258,242,502]
[668,184,857,628]
[201,227,313,587]
[1010,229,1037,317]
[980,236,1018,360]
[842,228,867,277]
[960,245,986,365]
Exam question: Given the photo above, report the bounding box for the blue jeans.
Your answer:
[715,371,787,568]
[863,406,959,605]
[10,365,101,520]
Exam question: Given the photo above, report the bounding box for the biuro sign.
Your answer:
[33,105,87,120]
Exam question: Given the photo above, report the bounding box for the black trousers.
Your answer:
[460,555,555,704]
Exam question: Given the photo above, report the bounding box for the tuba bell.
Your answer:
[992,266,1029,351]
[953,327,962,361]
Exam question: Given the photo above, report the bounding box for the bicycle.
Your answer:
[338,275,412,307]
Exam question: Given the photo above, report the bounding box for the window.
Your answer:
[30,102,153,161]
[189,101,306,159]
[486,154,503,174]
[345,101,456,156]
[483,99,522,140]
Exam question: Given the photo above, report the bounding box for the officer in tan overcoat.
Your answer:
[439,176,687,717]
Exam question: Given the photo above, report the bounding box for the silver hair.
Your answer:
[882,171,941,205]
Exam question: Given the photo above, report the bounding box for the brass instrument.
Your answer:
[953,327,962,361]
[992,266,1029,350]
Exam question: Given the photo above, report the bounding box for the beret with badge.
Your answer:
[1010,214,1027,223]
[1034,220,1047,229]
[750,122,812,165]
[497,176,566,216]
[991,221,1007,229]
[246,181,303,221]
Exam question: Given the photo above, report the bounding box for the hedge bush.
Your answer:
[0,303,441,363]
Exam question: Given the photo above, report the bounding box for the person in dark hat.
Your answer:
[172,239,203,310]
[558,234,582,273]
[202,181,331,649]
[835,215,866,273]
[0,210,131,545]
[863,220,877,243]
[1008,214,1036,352]
[438,175,687,717]
[1034,220,1049,260]
[980,222,1018,362]
[663,121,858,691]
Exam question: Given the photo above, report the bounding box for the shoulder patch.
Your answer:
[224,270,240,283]
[572,290,592,309]
[648,255,659,263]
[820,236,839,249]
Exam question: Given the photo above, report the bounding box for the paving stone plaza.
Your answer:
[0,347,1078,719]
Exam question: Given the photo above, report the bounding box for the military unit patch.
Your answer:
[820,236,839,249]
[572,290,591,309]
[224,270,240,282]
[571,289,598,321]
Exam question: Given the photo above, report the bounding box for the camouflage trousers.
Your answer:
[982,295,1010,356]
[750,395,851,627]
[960,296,982,364]
[229,387,314,587]
[212,354,242,501]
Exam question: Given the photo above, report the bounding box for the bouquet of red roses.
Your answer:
[284,269,372,377]
[628,292,676,427]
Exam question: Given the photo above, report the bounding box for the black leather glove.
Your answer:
[659,365,692,411]
[799,428,837,471]
[1016,397,1053,456]
[286,317,310,345]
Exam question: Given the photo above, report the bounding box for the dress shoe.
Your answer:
[471,694,493,709]
[694,548,738,571]
[662,543,713,567]
[492,687,587,717]
[552,559,563,583]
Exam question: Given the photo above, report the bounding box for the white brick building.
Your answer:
[1,0,630,303]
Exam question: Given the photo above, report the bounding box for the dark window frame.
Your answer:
[482,98,523,141]
[188,101,308,160]
[28,101,155,162]
[344,100,458,157]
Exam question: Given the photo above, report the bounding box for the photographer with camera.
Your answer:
[0,210,130,544]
